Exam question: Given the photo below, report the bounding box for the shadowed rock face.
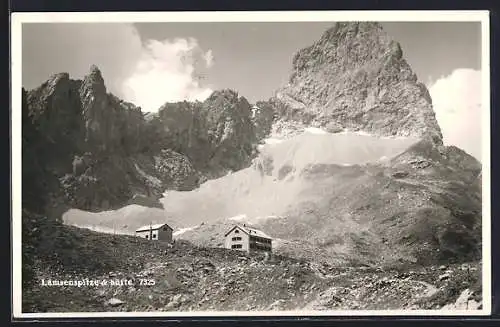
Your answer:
[22,67,262,214]
[153,89,258,179]
[272,22,443,144]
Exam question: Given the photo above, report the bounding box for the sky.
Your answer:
[21,21,483,160]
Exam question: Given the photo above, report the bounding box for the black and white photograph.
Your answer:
[11,11,491,317]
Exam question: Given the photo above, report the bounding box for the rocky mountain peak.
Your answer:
[320,22,386,43]
[46,72,71,87]
[87,65,105,85]
[324,21,382,35]
[80,65,107,99]
[275,22,443,144]
[78,65,111,149]
[207,89,240,101]
[314,22,402,68]
[25,72,76,120]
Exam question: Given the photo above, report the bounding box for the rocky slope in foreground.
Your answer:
[23,216,482,312]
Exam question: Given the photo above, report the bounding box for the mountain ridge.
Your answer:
[22,67,268,216]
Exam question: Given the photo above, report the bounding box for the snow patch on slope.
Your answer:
[64,131,419,234]
[265,138,285,145]
[304,127,328,135]
[69,223,134,236]
[157,132,418,227]
[174,226,199,236]
[227,214,284,225]
[63,204,174,234]
[228,214,248,222]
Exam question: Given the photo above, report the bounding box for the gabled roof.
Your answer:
[224,225,272,239]
[135,223,173,232]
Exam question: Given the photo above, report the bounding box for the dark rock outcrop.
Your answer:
[155,89,258,178]
[252,101,277,140]
[22,67,262,213]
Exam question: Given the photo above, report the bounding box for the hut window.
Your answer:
[145,235,149,239]
[152,234,157,239]
[232,237,242,241]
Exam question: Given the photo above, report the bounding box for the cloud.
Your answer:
[428,68,482,160]
[203,49,214,68]
[122,37,213,112]
[22,23,214,113]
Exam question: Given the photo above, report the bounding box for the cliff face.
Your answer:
[22,67,262,214]
[273,22,443,144]
[153,89,258,179]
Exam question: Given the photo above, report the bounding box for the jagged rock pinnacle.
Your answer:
[89,64,103,78]
[81,65,106,94]
[275,22,443,144]
[79,65,109,149]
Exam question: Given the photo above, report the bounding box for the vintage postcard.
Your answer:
[11,10,491,318]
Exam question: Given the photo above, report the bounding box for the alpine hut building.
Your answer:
[135,223,173,243]
[224,224,272,253]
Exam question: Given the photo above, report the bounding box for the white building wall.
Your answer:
[136,227,173,243]
[225,228,250,252]
[136,230,152,239]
